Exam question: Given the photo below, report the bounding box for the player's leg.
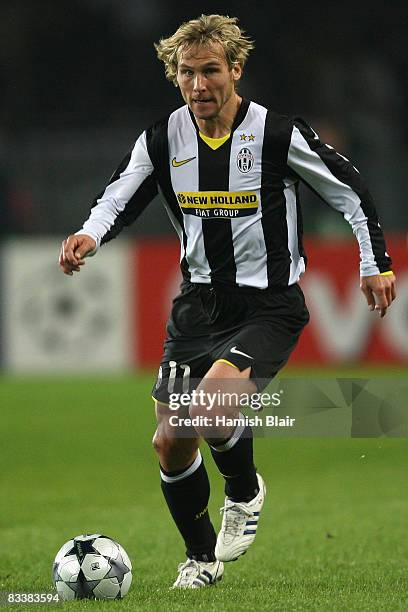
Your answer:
[189,361,260,502]
[151,282,223,586]
[190,283,310,561]
[153,400,217,559]
[153,401,223,587]
[189,360,265,562]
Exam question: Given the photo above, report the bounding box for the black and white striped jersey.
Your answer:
[79,98,391,289]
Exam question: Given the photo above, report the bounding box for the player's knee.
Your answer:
[152,430,182,458]
[189,401,207,420]
[152,430,198,471]
[188,391,227,419]
[152,430,170,456]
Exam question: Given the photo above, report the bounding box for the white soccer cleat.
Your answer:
[172,559,224,588]
[215,473,266,562]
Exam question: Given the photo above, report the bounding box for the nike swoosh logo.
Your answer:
[172,156,196,168]
[230,346,254,360]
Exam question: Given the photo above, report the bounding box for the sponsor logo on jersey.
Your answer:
[171,156,196,167]
[237,147,254,173]
[176,191,259,218]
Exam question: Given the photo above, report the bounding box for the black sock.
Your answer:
[160,451,217,562]
[209,421,259,502]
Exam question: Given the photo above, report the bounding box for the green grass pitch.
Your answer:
[1,370,407,611]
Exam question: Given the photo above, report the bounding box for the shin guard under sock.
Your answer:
[209,421,259,502]
[160,450,217,561]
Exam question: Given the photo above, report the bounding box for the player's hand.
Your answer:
[360,273,396,318]
[59,234,97,276]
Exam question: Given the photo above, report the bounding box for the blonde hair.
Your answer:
[154,14,255,86]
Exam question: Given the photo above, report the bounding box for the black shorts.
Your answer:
[152,280,309,403]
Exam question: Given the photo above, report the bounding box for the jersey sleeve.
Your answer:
[287,117,392,276]
[77,131,158,247]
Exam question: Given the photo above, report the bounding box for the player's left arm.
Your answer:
[286,117,396,317]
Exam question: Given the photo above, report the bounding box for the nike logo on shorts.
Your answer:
[230,346,254,360]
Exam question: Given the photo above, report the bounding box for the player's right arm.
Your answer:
[59,234,97,275]
[59,130,157,275]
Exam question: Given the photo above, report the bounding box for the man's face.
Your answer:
[176,42,242,121]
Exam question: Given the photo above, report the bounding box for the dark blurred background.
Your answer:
[1,0,407,238]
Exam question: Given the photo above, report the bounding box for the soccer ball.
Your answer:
[52,534,132,600]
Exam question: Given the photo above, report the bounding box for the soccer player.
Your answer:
[59,15,396,588]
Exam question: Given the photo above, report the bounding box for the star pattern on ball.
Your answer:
[106,552,131,585]
[71,571,100,598]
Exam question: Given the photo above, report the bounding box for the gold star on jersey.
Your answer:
[240,133,255,142]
